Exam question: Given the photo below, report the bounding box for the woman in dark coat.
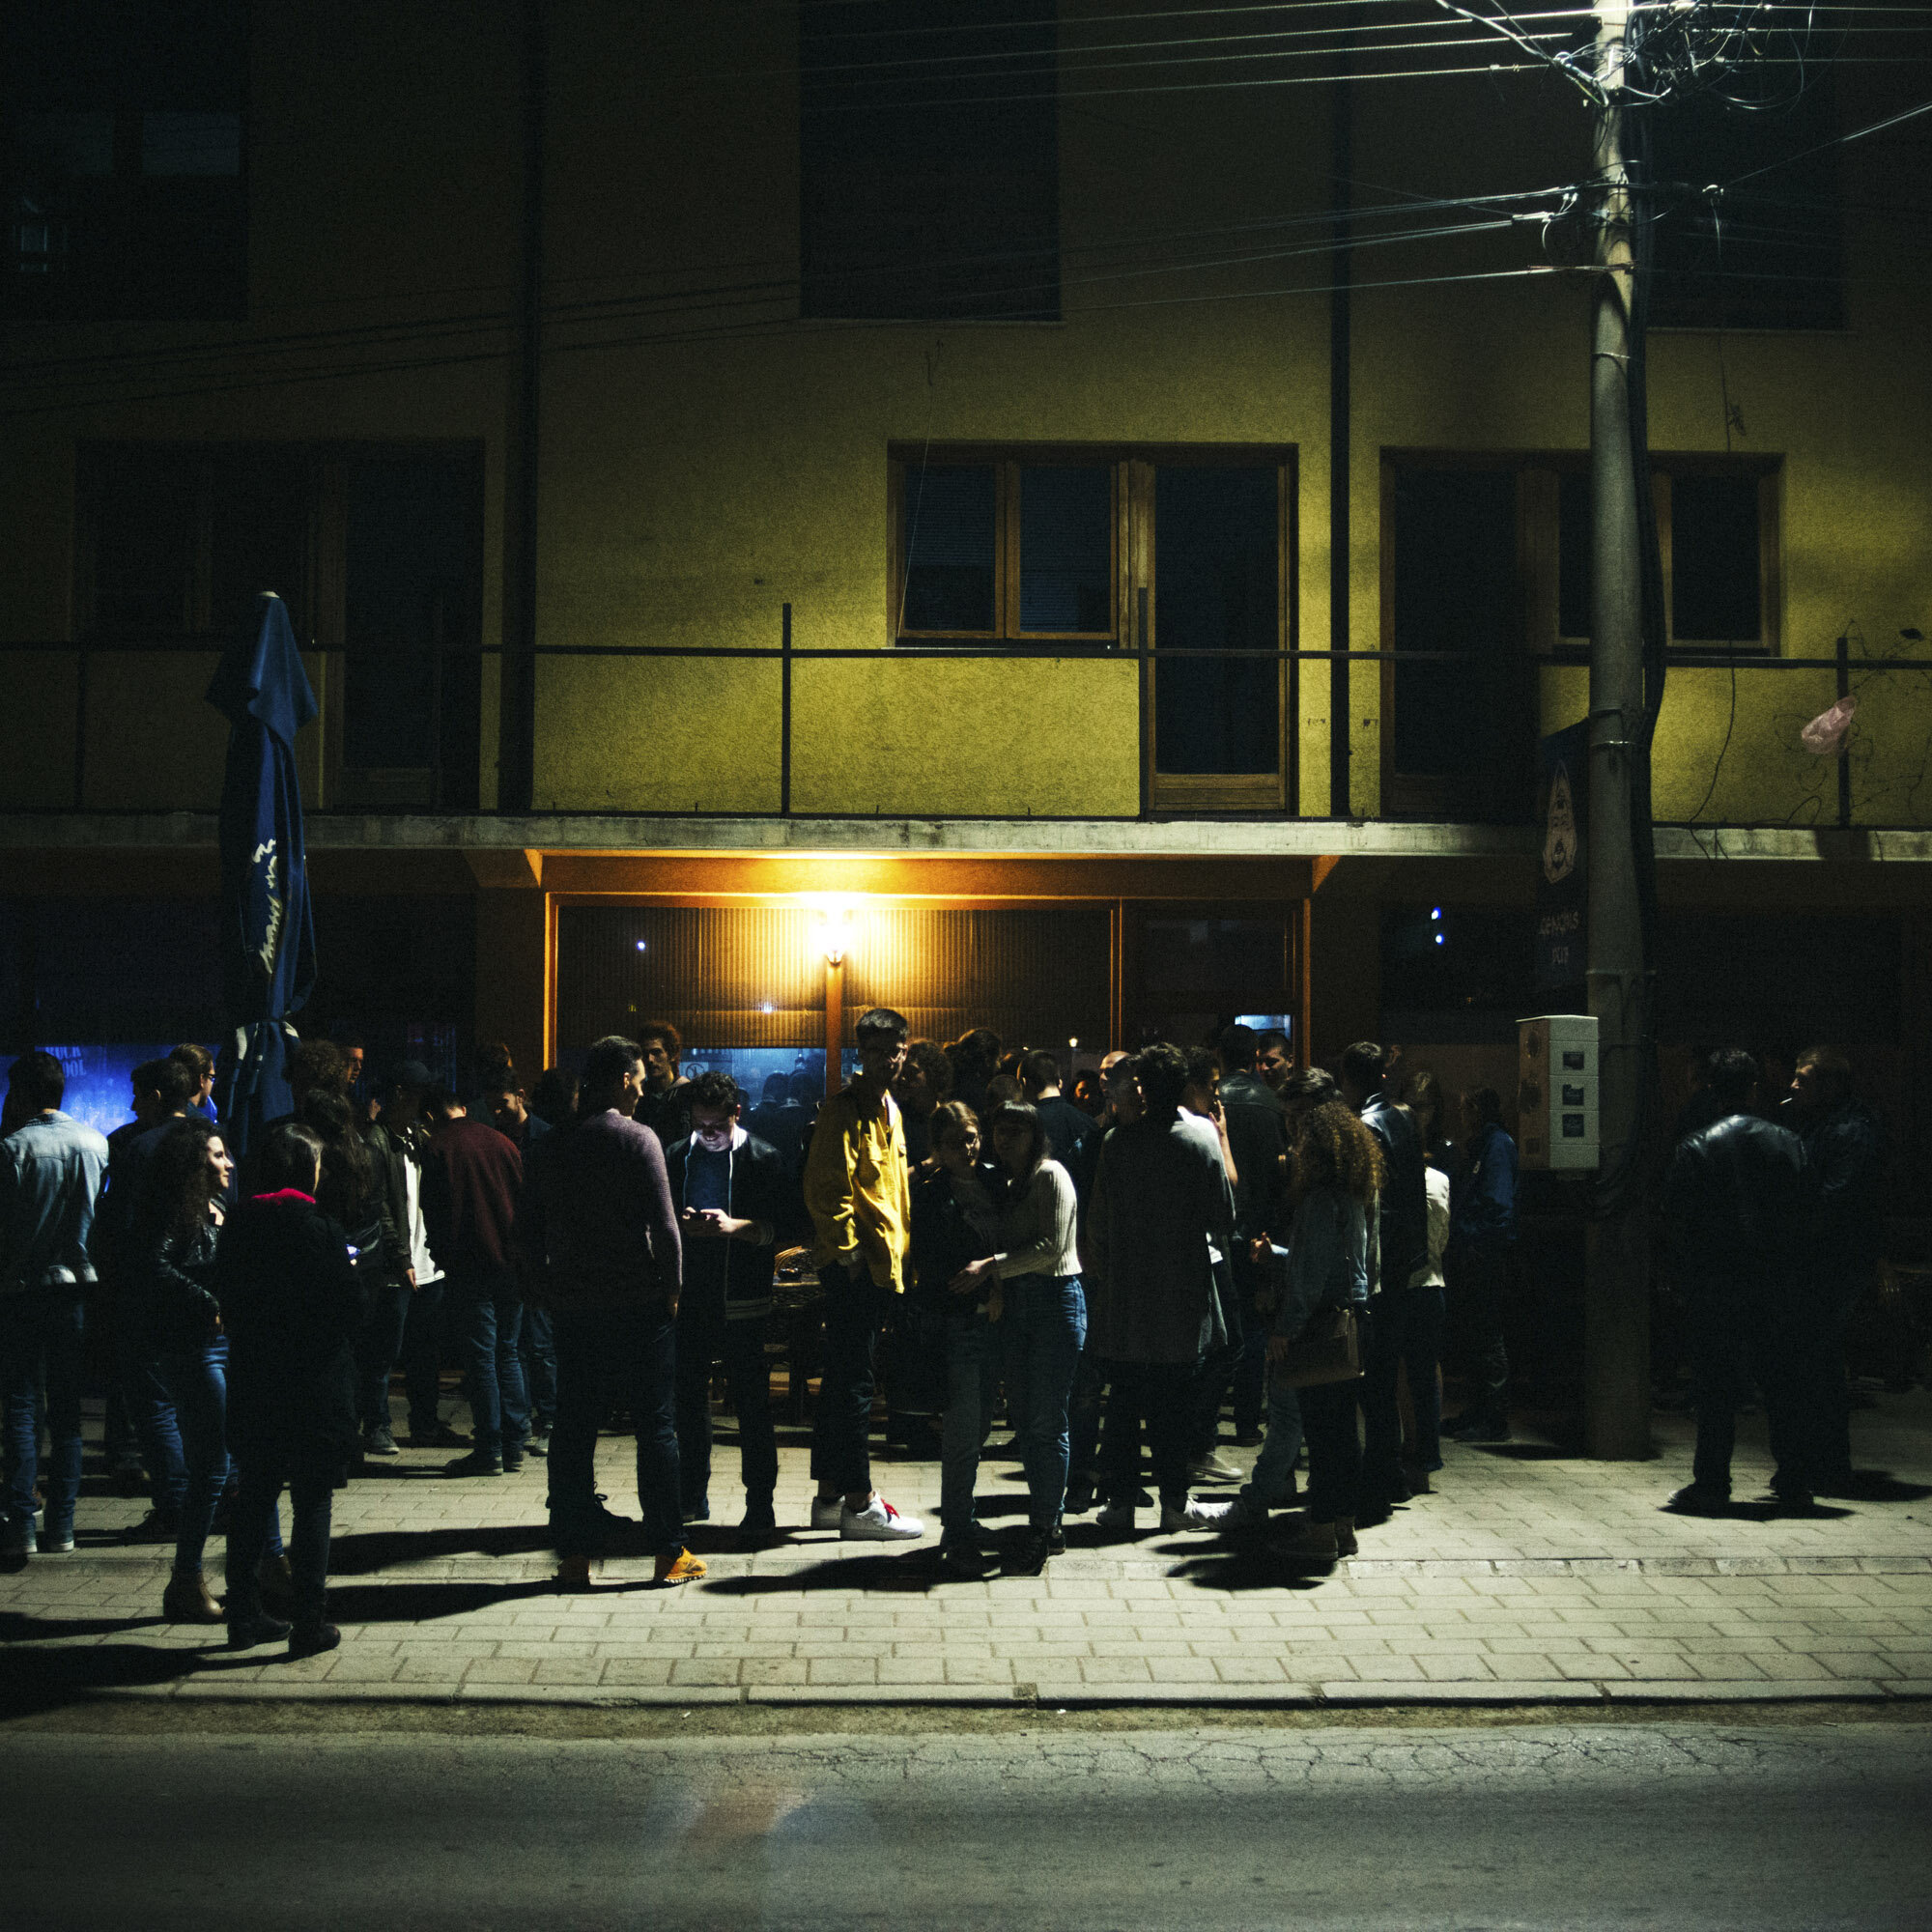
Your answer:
[217,1122,365,1656]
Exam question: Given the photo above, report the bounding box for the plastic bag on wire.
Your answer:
[1800,693,1857,756]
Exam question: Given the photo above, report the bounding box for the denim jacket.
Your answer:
[1273,1184,1371,1343]
[0,1109,111,1294]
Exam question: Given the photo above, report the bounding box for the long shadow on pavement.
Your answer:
[327,1523,556,1574]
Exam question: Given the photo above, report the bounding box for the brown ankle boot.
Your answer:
[162,1569,224,1624]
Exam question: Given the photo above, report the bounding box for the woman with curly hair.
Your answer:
[129,1118,234,1624]
[1269,1099,1382,1559]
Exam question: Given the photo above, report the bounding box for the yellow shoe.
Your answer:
[654,1548,706,1586]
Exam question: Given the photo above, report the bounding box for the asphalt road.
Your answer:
[4,1718,1928,1929]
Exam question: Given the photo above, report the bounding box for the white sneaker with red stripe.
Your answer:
[839,1496,924,1541]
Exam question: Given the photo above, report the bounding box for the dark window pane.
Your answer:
[344,455,483,795]
[1390,469,1515,781]
[1670,474,1760,642]
[801,1,1058,321]
[1019,466,1110,632]
[1558,471,1591,639]
[900,464,994,632]
[89,446,196,634]
[209,451,310,639]
[1153,467,1278,776]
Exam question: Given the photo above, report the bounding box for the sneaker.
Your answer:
[1094,1500,1137,1531]
[810,1494,845,1531]
[1233,1428,1265,1449]
[525,1426,552,1457]
[361,1423,400,1458]
[1189,1450,1244,1484]
[1046,1522,1066,1556]
[1198,1493,1270,1530]
[2,1518,35,1559]
[682,1500,711,1525]
[162,1570,225,1625]
[41,1520,75,1555]
[939,1541,993,1579]
[1159,1499,1220,1532]
[1663,1483,1731,1517]
[228,1612,293,1650]
[288,1623,342,1660]
[502,1450,526,1475]
[443,1451,504,1478]
[654,1548,707,1585]
[839,1496,924,1541]
[1064,1480,1095,1515]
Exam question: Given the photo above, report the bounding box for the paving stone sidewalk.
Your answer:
[5,1389,1929,1710]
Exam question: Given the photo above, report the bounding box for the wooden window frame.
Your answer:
[888,445,1125,647]
[886,441,1297,815]
[1522,451,1783,656]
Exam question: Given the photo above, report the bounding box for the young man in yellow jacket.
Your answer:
[803,1007,924,1541]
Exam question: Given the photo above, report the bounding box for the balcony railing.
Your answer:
[2,615,1927,831]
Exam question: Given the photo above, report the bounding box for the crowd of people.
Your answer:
[0,1008,1896,1661]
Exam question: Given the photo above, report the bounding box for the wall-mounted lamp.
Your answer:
[810,899,856,967]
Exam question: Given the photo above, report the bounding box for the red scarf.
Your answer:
[250,1188,317,1207]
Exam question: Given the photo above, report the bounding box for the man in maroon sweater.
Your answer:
[520,1035,701,1587]
[421,1088,528,1476]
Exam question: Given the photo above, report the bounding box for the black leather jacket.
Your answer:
[1662,1111,1811,1287]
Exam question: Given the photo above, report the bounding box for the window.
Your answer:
[1542,458,1780,651]
[894,455,1118,641]
[4,5,247,321]
[892,443,1295,809]
[1648,77,1842,332]
[801,1,1059,321]
[76,443,484,808]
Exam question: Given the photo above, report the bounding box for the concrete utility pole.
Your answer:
[1583,0,1653,1458]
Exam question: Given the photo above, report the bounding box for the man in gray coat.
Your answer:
[1085,1042,1236,1535]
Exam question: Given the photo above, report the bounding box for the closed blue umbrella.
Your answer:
[207,592,319,1160]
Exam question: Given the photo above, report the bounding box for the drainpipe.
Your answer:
[1327,14,1355,820]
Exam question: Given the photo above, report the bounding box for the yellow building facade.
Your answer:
[2,4,1927,1160]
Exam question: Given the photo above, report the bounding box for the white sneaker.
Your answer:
[1198,1493,1269,1529]
[1094,1500,1137,1531]
[1189,1450,1243,1483]
[1160,1499,1220,1532]
[840,1496,924,1541]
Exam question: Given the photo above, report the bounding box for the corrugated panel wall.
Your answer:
[556,905,1110,1053]
[843,909,1110,1050]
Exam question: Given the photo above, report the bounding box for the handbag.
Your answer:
[1274,1304,1362,1388]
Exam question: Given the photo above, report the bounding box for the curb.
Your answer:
[35,1678,1932,1714]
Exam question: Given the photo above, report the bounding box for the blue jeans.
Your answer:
[998,1275,1087,1529]
[1240,1377,1304,1506]
[156,1341,231,1575]
[0,1292,85,1537]
[551,1302,683,1560]
[940,1311,999,1547]
[449,1271,528,1460]
[520,1304,557,1429]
